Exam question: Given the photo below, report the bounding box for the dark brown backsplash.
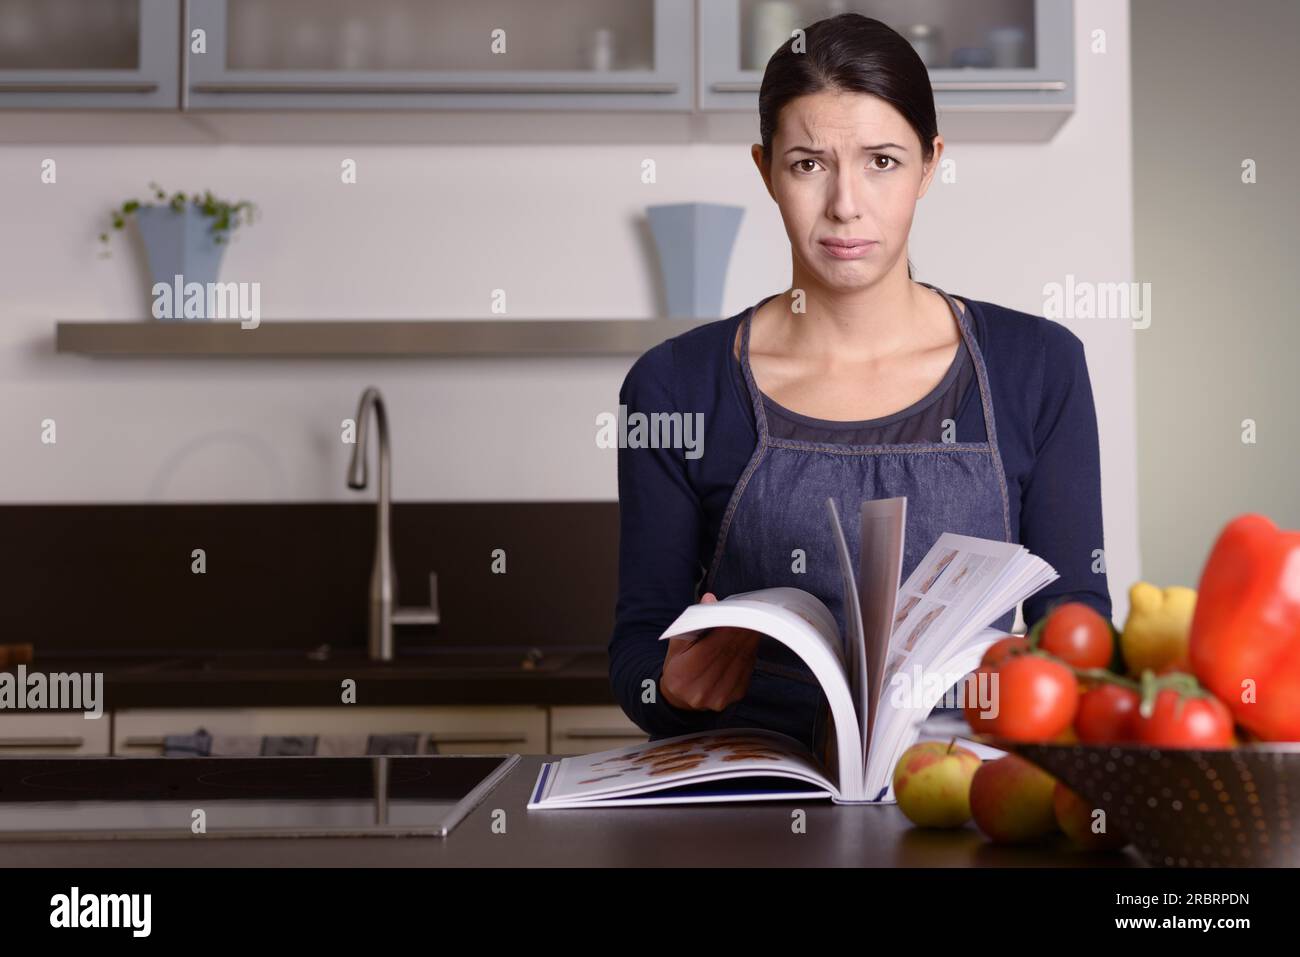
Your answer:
[1,502,619,656]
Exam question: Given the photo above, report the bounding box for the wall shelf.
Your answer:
[54,319,710,357]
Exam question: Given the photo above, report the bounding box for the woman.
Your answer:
[609,15,1110,758]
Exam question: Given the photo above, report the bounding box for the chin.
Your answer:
[820,263,878,288]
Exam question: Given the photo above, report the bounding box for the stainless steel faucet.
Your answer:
[347,386,439,661]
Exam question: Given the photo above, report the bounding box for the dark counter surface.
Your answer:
[6,648,617,708]
[0,755,1145,867]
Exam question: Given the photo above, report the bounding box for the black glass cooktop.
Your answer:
[0,754,518,840]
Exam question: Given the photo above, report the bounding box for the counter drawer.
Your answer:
[549,705,647,755]
[112,706,548,755]
[0,712,111,756]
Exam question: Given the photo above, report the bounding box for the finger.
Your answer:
[663,635,697,664]
[663,634,737,708]
[678,628,753,673]
[709,652,757,709]
[666,635,745,707]
[687,634,761,705]
[681,593,719,645]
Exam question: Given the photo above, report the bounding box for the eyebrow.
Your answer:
[784,143,908,156]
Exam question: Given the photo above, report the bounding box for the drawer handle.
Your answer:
[428,733,529,745]
[930,80,1068,92]
[711,80,1067,93]
[0,736,85,748]
[122,733,530,748]
[560,729,647,740]
[192,80,679,95]
[0,80,159,94]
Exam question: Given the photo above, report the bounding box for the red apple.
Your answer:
[1052,781,1129,851]
[969,754,1058,844]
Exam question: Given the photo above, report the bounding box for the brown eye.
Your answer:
[792,159,819,174]
[872,155,898,170]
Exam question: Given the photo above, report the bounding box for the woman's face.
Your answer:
[753,89,942,291]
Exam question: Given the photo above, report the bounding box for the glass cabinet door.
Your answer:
[0,0,180,109]
[700,0,1073,133]
[186,0,694,110]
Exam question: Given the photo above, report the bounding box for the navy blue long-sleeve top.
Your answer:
[609,292,1111,739]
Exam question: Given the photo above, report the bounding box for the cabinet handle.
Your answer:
[0,80,159,93]
[0,736,85,749]
[191,80,678,95]
[711,80,1066,93]
[427,732,529,745]
[930,80,1068,92]
[560,729,647,740]
[123,733,529,747]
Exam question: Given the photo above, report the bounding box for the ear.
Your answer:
[751,144,777,201]
[916,135,945,200]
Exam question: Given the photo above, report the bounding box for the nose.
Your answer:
[827,165,862,223]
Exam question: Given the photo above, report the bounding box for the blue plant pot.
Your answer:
[647,203,744,319]
[133,205,229,320]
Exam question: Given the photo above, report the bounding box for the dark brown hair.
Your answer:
[757,14,939,278]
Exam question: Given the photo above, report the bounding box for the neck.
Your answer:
[771,256,937,363]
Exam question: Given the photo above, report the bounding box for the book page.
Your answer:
[657,588,868,801]
[884,533,1041,684]
[863,535,1058,801]
[527,729,838,808]
[857,498,906,771]
[824,497,866,758]
[869,636,1005,801]
[660,587,844,663]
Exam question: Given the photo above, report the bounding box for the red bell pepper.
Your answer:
[1189,514,1300,741]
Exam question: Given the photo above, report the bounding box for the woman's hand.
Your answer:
[659,593,764,711]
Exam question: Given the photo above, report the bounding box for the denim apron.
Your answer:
[703,284,1015,759]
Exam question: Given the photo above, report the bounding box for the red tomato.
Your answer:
[1074,683,1139,743]
[1131,689,1235,748]
[985,654,1079,742]
[980,636,1031,666]
[1039,602,1113,669]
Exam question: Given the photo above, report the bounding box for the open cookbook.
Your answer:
[528,497,1059,809]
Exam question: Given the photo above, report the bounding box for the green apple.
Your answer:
[969,754,1058,843]
[892,739,981,828]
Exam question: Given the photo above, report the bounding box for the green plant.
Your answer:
[99,181,257,251]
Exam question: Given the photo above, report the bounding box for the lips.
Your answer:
[819,238,877,260]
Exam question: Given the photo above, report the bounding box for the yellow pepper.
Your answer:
[1121,582,1197,675]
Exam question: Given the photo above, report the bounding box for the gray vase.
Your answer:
[647,203,744,319]
[133,205,228,320]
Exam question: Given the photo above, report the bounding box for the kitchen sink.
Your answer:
[0,753,520,839]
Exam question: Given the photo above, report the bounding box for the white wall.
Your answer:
[1131,0,1300,589]
[1,1,1137,620]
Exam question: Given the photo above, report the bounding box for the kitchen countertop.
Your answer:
[0,755,1145,867]
[6,649,616,708]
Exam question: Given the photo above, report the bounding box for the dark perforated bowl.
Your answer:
[984,737,1300,867]
[915,717,1300,867]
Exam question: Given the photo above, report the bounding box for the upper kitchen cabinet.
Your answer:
[185,0,694,111]
[0,0,180,109]
[699,0,1075,140]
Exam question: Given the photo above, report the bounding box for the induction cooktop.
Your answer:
[0,754,519,840]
